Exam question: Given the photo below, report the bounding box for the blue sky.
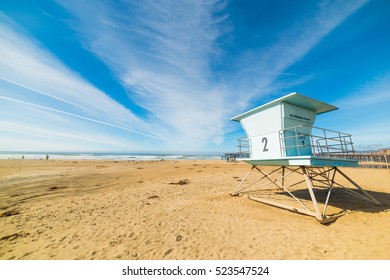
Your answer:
[1,0,389,152]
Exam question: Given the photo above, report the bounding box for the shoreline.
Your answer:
[0,151,225,161]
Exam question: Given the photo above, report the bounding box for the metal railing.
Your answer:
[236,125,355,159]
[280,125,355,157]
[236,138,251,158]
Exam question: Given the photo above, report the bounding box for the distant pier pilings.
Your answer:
[329,154,390,169]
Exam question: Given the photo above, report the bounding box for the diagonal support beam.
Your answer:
[231,166,256,195]
[322,167,337,217]
[301,167,323,220]
[249,195,317,218]
[256,167,312,212]
[335,167,382,205]
[232,165,382,224]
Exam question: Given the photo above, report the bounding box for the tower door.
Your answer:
[283,126,312,156]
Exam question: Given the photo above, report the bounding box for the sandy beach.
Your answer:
[1,159,389,260]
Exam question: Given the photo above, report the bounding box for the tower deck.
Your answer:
[240,156,358,167]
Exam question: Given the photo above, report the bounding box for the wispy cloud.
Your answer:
[1,1,371,151]
[0,14,165,150]
[57,0,368,149]
[56,0,231,148]
[335,73,390,109]
[230,0,370,102]
[0,96,163,140]
[327,72,390,148]
[0,97,140,151]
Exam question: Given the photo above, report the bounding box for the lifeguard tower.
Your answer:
[231,92,381,223]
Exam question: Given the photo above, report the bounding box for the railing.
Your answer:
[280,125,355,157]
[236,138,251,158]
[236,125,355,159]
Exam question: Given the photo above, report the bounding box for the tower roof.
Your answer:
[231,92,338,122]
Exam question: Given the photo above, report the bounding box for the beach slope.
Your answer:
[1,159,389,259]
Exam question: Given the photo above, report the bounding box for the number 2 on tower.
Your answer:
[262,137,268,152]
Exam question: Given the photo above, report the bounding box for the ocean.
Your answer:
[0,151,224,161]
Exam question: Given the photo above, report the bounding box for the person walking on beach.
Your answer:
[46,154,49,160]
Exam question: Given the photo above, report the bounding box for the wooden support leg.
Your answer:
[232,165,380,224]
[322,167,337,217]
[301,166,323,221]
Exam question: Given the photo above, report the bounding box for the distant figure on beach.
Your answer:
[46,154,49,160]
[226,154,237,162]
[22,155,24,160]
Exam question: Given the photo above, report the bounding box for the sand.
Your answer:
[0,159,389,260]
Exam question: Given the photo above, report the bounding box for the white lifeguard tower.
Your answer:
[231,92,381,223]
